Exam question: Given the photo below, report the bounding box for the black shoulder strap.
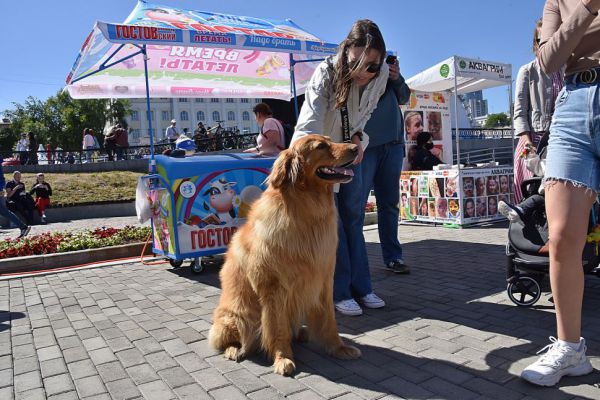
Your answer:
[327,58,352,143]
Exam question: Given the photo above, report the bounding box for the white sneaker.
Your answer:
[521,336,593,386]
[359,293,385,309]
[498,201,525,226]
[335,299,362,316]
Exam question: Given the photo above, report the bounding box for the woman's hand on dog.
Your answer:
[351,134,364,164]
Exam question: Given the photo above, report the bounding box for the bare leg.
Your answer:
[545,182,596,342]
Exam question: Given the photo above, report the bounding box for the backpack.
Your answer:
[278,120,294,149]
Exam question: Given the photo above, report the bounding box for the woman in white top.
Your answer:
[82,128,96,163]
[292,19,389,316]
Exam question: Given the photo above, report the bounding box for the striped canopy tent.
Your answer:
[65,0,337,167]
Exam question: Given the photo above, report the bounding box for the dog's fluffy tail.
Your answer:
[208,309,242,350]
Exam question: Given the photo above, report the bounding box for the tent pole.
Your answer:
[142,44,156,173]
[508,81,514,169]
[289,54,299,121]
[453,58,461,171]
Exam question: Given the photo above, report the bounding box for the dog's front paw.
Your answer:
[224,346,245,361]
[331,344,361,360]
[273,356,295,376]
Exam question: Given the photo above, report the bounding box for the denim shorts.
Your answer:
[545,80,600,193]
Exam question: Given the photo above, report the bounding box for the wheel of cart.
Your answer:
[507,274,542,307]
[190,257,204,274]
[169,259,184,268]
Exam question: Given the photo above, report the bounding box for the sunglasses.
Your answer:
[348,60,381,74]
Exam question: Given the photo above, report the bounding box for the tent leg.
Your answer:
[142,44,155,173]
[290,54,299,122]
[453,59,461,171]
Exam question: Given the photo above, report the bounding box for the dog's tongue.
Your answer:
[331,167,354,177]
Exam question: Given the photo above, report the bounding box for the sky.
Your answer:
[0,0,546,116]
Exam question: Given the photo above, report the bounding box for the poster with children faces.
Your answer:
[401,90,453,171]
[461,167,514,224]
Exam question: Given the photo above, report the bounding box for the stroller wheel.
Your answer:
[507,275,542,307]
[169,259,184,268]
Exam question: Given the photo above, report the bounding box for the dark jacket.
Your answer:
[412,147,443,171]
[30,182,52,199]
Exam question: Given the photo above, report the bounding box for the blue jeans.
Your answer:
[85,146,94,162]
[0,197,26,229]
[334,163,372,302]
[546,81,600,192]
[361,142,405,264]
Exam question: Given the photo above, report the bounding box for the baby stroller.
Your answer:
[505,135,600,307]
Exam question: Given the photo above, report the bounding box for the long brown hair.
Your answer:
[334,19,386,109]
[533,18,542,54]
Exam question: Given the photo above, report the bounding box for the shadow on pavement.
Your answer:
[0,310,26,332]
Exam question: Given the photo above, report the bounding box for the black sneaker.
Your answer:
[18,226,30,239]
[386,260,410,274]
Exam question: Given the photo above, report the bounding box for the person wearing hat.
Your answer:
[411,132,442,170]
[165,119,179,149]
[0,156,30,238]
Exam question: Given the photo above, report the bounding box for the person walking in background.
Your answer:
[26,131,37,165]
[360,54,411,274]
[16,133,28,165]
[165,119,179,149]
[512,18,564,202]
[104,126,117,161]
[46,143,54,165]
[29,173,52,224]
[0,156,30,238]
[520,0,600,387]
[82,128,95,163]
[114,124,129,160]
[293,19,390,316]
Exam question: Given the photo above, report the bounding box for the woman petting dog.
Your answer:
[293,19,390,317]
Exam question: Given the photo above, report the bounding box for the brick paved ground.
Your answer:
[2,220,600,399]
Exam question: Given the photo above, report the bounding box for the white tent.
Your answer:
[406,55,513,167]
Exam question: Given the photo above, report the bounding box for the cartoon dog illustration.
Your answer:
[203,178,238,224]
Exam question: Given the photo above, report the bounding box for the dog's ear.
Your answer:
[268,150,304,190]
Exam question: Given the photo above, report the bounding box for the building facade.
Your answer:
[124,98,262,145]
[461,90,489,125]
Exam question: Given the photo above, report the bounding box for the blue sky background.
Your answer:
[0,0,546,115]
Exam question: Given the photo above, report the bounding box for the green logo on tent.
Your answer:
[440,64,450,78]
[459,60,467,69]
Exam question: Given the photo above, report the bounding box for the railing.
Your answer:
[1,133,259,165]
[451,128,514,140]
[453,145,514,166]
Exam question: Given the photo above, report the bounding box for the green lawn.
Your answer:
[17,172,142,207]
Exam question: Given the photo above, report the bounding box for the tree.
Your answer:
[1,91,130,151]
[484,113,510,128]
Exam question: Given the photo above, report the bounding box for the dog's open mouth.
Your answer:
[316,160,354,183]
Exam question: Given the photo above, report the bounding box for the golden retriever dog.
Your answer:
[208,135,361,376]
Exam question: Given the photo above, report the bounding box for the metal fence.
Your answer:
[451,128,514,140]
[1,133,259,165]
[453,146,514,166]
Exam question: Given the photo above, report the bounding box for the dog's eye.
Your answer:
[315,142,328,150]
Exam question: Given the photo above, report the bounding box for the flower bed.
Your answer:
[0,226,151,259]
[365,201,377,213]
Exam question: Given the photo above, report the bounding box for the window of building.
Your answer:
[179,98,188,102]
[227,111,235,121]
[161,111,170,121]
[180,111,189,121]
[255,99,261,103]
[131,110,139,121]
[211,98,220,103]
[226,98,235,103]
[242,111,250,121]
[240,98,249,103]
[212,111,221,121]
[196,111,205,121]
[131,129,141,139]
[146,110,154,121]
[195,98,204,103]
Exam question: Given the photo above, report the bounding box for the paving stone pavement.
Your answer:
[2,220,600,399]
